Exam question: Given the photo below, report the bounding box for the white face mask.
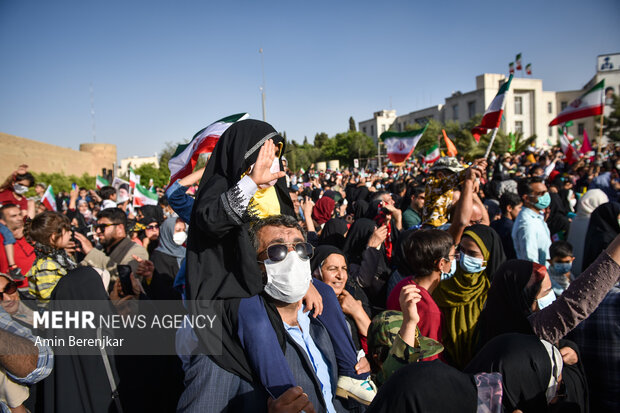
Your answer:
[172,231,187,246]
[13,183,28,195]
[263,251,311,303]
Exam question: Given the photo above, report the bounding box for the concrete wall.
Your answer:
[0,132,116,178]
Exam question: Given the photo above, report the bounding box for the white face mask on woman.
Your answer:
[263,252,311,303]
[172,231,188,246]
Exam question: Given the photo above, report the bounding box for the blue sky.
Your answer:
[1,0,619,160]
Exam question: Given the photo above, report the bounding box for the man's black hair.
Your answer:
[248,214,305,252]
[408,185,425,198]
[99,186,116,200]
[402,229,454,278]
[0,203,19,220]
[499,192,522,215]
[97,208,127,230]
[550,240,573,259]
[517,176,545,198]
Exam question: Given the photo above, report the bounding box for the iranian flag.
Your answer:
[381,124,428,164]
[96,175,109,189]
[42,185,56,211]
[133,183,158,207]
[471,74,513,142]
[129,167,138,189]
[509,62,514,74]
[515,53,522,70]
[549,80,605,126]
[168,113,250,185]
[424,143,440,164]
[560,130,580,165]
[526,63,532,75]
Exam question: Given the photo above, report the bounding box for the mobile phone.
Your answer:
[72,183,78,191]
[117,265,134,296]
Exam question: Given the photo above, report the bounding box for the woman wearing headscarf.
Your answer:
[311,195,336,227]
[581,201,620,272]
[150,216,186,280]
[566,189,608,277]
[343,218,390,305]
[317,218,348,249]
[478,244,620,350]
[432,224,506,369]
[311,245,372,353]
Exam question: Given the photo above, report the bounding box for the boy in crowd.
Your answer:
[548,240,575,296]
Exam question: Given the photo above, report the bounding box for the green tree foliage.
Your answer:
[28,172,96,196]
[314,132,329,148]
[597,94,620,142]
[349,116,357,132]
[133,163,170,188]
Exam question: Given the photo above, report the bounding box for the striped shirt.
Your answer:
[27,257,67,303]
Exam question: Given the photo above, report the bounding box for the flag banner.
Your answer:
[549,80,605,126]
[168,113,250,185]
[424,143,440,164]
[96,175,109,190]
[42,185,56,211]
[580,130,593,155]
[442,130,458,156]
[129,167,138,189]
[560,130,580,165]
[134,183,159,207]
[380,124,428,164]
[471,75,513,142]
[516,53,522,70]
[509,62,514,74]
[526,63,532,75]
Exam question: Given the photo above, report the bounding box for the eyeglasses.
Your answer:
[444,252,460,261]
[259,242,314,262]
[0,280,18,300]
[95,222,120,232]
[145,224,159,231]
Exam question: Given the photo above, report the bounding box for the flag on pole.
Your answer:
[96,175,109,189]
[423,143,440,164]
[442,130,458,157]
[168,113,250,185]
[525,63,532,75]
[42,185,57,211]
[580,130,593,155]
[380,124,428,164]
[471,75,514,142]
[515,53,522,70]
[559,130,580,165]
[549,80,605,126]
[133,183,159,207]
[129,167,138,189]
[509,62,514,74]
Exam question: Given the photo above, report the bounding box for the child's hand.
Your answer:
[302,282,323,318]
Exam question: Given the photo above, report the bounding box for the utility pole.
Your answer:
[90,82,96,142]
[259,48,266,121]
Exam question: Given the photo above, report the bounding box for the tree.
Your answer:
[314,132,329,148]
[349,116,357,132]
[597,94,620,142]
[303,136,309,145]
[133,163,169,188]
[322,131,376,166]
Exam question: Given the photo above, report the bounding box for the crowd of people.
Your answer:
[0,118,619,413]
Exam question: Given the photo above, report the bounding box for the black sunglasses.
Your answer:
[0,280,18,299]
[95,222,120,232]
[260,242,314,263]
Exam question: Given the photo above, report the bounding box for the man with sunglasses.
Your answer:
[179,214,374,412]
[74,208,148,280]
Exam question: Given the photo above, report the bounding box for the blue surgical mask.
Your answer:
[441,258,457,281]
[534,192,551,210]
[537,290,557,310]
[552,262,572,275]
[459,253,487,274]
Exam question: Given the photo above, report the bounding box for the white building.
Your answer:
[118,155,159,176]
[359,53,620,148]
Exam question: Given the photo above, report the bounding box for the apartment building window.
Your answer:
[371,125,374,136]
[398,123,402,132]
[515,121,523,133]
[578,123,585,136]
[362,126,367,134]
[468,101,476,119]
[453,104,459,121]
[561,101,568,111]
[548,127,553,137]
[514,96,523,115]
[548,102,552,114]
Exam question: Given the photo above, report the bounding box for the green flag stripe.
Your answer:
[380,123,428,141]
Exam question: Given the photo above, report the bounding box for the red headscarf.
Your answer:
[312,196,336,225]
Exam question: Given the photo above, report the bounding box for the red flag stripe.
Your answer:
[549,106,603,126]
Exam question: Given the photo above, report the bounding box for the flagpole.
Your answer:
[484,127,499,158]
[597,108,605,155]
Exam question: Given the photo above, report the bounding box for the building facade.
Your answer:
[118,155,159,176]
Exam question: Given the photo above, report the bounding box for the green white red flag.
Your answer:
[559,130,580,165]
[509,62,514,74]
[133,183,158,207]
[129,167,139,189]
[515,53,522,70]
[42,185,56,211]
[549,80,605,126]
[96,175,109,189]
[471,74,513,142]
[424,143,440,164]
[380,124,428,164]
[168,113,249,185]
[525,63,532,75]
